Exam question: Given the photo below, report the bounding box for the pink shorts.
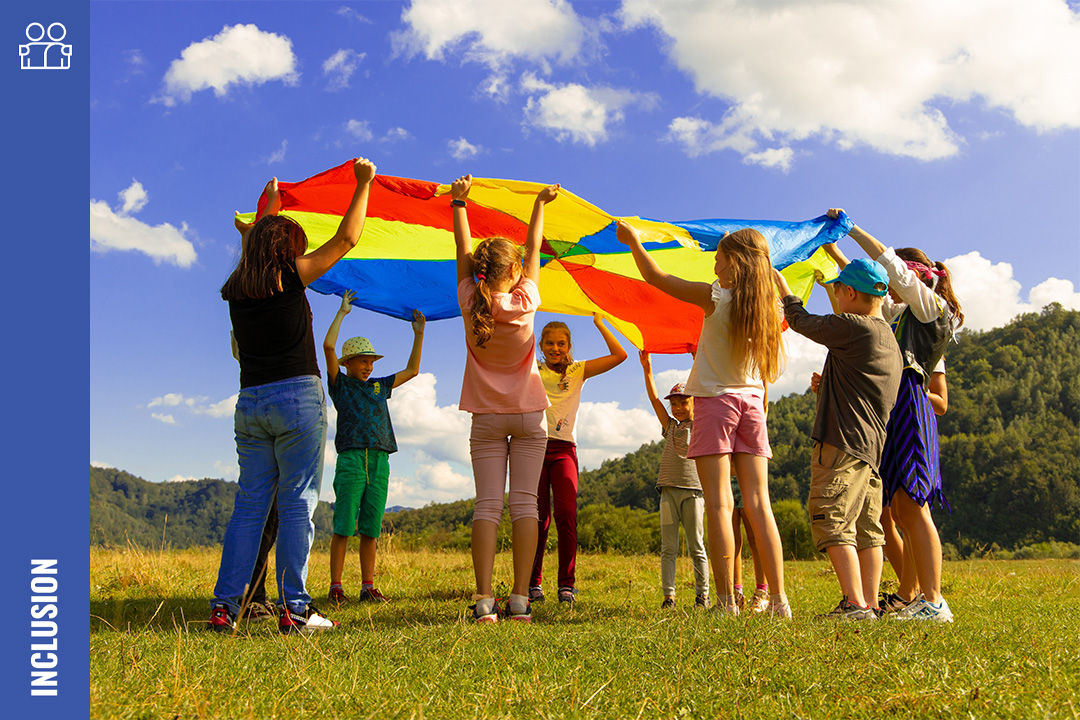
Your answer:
[687,393,771,459]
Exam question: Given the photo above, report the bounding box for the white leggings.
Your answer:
[470,411,548,525]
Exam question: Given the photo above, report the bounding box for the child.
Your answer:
[323,289,425,604]
[640,352,709,609]
[452,174,559,623]
[774,257,902,620]
[731,479,769,612]
[836,208,963,622]
[617,222,791,617]
[529,315,627,604]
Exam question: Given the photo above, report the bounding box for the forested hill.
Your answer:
[92,306,1078,555]
[90,466,334,547]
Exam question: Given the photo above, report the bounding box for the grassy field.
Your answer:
[90,542,1080,719]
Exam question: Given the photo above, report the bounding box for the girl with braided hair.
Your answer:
[451,174,560,623]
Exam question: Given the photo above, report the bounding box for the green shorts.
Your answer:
[332,448,390,538]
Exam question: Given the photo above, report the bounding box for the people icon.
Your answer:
[20,23,71,70]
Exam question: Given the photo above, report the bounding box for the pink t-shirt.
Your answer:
[457,277,549,414]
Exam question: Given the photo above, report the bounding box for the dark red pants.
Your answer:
[530,439,578,588]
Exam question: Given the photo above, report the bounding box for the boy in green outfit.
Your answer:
[324,290,425,603]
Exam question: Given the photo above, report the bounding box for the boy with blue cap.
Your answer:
[772,255,902,620]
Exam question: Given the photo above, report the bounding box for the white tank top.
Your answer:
[684,282,764,398]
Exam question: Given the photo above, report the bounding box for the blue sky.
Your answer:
[89,0,1080,509]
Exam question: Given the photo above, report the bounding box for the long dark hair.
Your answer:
[895,247,965,329]
[221,215,308,302]
[470,237,522,347]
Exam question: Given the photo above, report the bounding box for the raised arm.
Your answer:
[639,351,670,430]
[615,221,712,312]
[524,184,560,283]
[772,267,795,300]
[392,310,426,389]
[451,175,474,283]
[322,290,354,385]
[296,157,377,287]
[583,313,628,379]
[828,208,886,260]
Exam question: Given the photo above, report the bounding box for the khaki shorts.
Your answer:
[808,443,884,552]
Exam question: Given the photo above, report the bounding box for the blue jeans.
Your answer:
[213,375,327,614]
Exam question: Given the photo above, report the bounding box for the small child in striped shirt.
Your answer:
[640,352,709,610]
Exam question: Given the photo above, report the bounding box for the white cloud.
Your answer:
[201,395,238,419]
[118,179,148,214]
[381,126,412,143]
[91,460,113,469]
[323,49,365,91]
[151,413,176,425]
[448,136,483,160]
[388,373,472,465]
[148,393,198,408]
[336,6,373,24]
[576,401,658,468]
[521,72,655,146]
[165,475,197,483]
[393,0,586,68]
[265,139,288,164]
[773,330,829,400]
[624,0,1080,166]
[145,392,237,421]
[387,456,475,508]
[157,24,298,106]
[214,460,239,482]
[346,119,374,141]
[943,251,1080,331]
[90,180,197,267]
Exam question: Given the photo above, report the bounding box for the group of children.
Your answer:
[221,164,962,632]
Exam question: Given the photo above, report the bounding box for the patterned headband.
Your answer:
[905,260,947,281]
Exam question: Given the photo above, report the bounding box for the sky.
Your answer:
[89,0,1080,510]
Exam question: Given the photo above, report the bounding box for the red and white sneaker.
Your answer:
[279,604,339,635]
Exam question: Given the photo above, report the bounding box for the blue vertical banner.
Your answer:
[4,1,90,718]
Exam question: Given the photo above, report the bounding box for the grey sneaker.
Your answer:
[660,597,675,610]
[557,586,577,603]
[528,585,546,603]
[891,594,954,622]
[815,596,876,621]
[694,594,709,609]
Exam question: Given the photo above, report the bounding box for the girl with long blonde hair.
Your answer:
[617,223,791,617]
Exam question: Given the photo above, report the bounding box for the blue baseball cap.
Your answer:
[824,258,889,297]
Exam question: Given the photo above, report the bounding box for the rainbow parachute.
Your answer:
[243,160,848,353]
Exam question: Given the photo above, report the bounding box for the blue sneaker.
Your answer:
[470,596,499,624]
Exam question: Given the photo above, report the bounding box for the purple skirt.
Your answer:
[881,369,950,511]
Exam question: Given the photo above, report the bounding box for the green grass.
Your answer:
[90,543,1080,719]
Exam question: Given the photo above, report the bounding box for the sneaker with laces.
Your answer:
[660,597,675,610]
[891,594,954,622]
[879,591,913,613]
[505,599,532,623]
[710,601,740,616]
[734,589,746,610]
[747,588,770,613]
[528,586,546,603]
[242,600,275,621]
[815,596,876,621]
[279,604,339,634]
[694,594,709,609]
[470,597,499,624]
[768,600,793,619]
[557,586,577,604]
[358,586,388,602]
[208,603,237,633]
[327,586,348,605]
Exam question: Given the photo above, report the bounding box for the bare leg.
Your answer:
[880,505,905,581]
[742,511,766,586]
[733,453,786,598]
[471,519,499,597]
[893,504,920,599]
[731,508,744,590]
[892,491,943,603]
[329,533,349,585]
[696,454,735,604]
[511,517,538,597]
[857,546,883,610]
[358,534,377,584]
[824,544,866,607]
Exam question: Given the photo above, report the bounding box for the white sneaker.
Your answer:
[891,594,954,622]
[768,600,793,619]
[278,604,339,634]
[748,588,770,613]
